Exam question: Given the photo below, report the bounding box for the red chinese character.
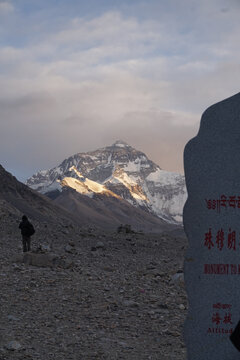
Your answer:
[223,313,233,324]
[216,229,224,251]
[228,229,236,251]
[237,196,240,208]
[229,196,236,208]
[212,312,222,325]
[204,228,214,250]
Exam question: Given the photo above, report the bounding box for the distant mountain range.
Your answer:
[26,141,187,226]
[0,163,174,233]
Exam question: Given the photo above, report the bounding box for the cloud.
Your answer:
[0,3,240,180]
[0,70,199,178]
[0,1,14,14]
[100,109,199,174]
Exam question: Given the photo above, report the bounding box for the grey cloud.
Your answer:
[0,1,14,14]
[63,116,89,126]
[0,4,240,180]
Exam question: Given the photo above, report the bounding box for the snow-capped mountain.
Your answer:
[27,141,187,224]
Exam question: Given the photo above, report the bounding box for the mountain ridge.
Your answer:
[27,141,187,224]
[0,163,174,233]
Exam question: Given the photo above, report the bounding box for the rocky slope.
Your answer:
[53,187,175,233]
[0,164,80,224]
[0,211,187,360]
[26,141,187,224]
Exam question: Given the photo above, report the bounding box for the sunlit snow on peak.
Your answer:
[26,142,187,224]
[112,140,130,148]
[69,165,84,179]
[61,167,121,199]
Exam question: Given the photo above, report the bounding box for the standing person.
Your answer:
[19,215,35,252]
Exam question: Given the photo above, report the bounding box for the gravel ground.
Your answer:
[0,214,187,360]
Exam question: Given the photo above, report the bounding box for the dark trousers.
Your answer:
[22,235,31,252]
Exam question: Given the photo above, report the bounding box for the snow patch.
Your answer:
[123,161,141,173]
[115,143,126,148]
[69,166,84,179]
[61,169,120,199]
[61,177,89,195]
[113,140,129,148]
[85,178,107,193]
[146,169,182,185]
[107,170,148,202]
[173,215,183,222]
[37,180,62,194]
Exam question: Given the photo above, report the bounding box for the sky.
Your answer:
[1,0,240,181]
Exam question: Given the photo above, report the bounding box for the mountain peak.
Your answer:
[112,140,130,148]
[26,143,186,224]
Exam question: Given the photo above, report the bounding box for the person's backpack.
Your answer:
[27,223,35,236]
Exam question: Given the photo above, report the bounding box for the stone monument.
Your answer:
[183,92,240,359]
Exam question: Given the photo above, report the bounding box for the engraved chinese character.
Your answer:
[212,312,222,325]
[216,228,224,251]
[204,228,214,250]
[223,313,233,324]
[228,229,236,251]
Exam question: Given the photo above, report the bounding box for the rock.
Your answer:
[158,303,168,309]
[179,304,185,310]
[13,252,74,269]
[122,300,139,307]
[146,264,156,270]
[12,254,25,263]
[6,340,21,351]
[62,229,69,235]
[171,272,184,285]
[22,253,58,267]
[96,241,105,249]
[102,266,115,272]
[65,245,73,253]
[117,224,132,234]
[148,310,155,315]
[39,243,51,253]
[166,330,181,337]
[54,257,74,269]
[12,263,21,271]
[7,315,19,321]
[118,341,132,348]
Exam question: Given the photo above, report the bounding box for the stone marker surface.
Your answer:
[183,92,240,359]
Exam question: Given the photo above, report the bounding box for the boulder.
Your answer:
[13,252,74,269]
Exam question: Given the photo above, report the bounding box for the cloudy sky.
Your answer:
[1,0,240,181]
